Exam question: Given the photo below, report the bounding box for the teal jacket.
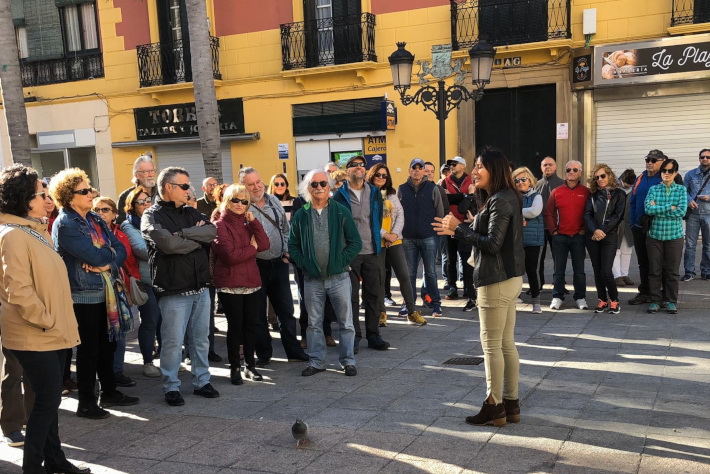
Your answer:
[288,199,362,279]
[333,181,383,255]
[644,182,687,241]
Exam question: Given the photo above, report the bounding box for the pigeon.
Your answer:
[291,418,310,447]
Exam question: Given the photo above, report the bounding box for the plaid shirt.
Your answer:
[644,183,687,241]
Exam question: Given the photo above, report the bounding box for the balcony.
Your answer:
[671,0,710,26]
[451,0,571,50]
[136,36,221,88]
[20,52,104,87]
[280,12,376,70]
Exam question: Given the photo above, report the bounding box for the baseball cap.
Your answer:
[410,158,425,168]
[446,156,466,167]
[345,155,366,168]
[646,149,667,160]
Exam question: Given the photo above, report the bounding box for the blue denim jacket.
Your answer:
[684,167,710,215]
[52,208,127,304]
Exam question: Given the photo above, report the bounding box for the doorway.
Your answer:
[156,0,191,83]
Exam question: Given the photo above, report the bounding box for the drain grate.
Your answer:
[443,357,484,366]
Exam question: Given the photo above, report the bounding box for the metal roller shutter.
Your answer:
[155,143,234,187]
[595,94,710,176]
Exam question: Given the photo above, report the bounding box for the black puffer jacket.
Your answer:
[583,188,626,236]
[454,188,525,287]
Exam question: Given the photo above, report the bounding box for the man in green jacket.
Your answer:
[289,169,362,377]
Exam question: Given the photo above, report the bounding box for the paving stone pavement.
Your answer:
[1,255,709,473]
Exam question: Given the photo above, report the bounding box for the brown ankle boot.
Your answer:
[465,401,507,427]
[503,398,521,423]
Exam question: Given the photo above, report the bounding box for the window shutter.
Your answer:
[25,0,65,60]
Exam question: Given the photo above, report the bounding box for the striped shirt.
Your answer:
[644,182,687,241]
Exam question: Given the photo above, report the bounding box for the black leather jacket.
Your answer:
[583,188,626,237]
[454,188,525,287]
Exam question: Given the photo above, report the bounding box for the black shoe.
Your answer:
[44,460,92,473]
[255,358,271,368]
[354,340,359,354]
[302,366,325,376]
[344,365,357,376]
[208,351,223,363]
[230,368,243,385]
[113,373,136,387]
[194,383,220,398]
[367,335,390,350]
[525,289,532,296]
[101,391,139,408]
[445,288,459,300]
[76,404,110,420]
[165,391,185,406]
[628,293,652,305]
[245,367,263,381]
[287,352,310,362]
[463,299,477,312]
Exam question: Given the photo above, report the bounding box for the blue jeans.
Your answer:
[158,290,211,393]
[113,333,126,374]
[403,237,441,305]
[683,212,710,277]
[137,286,160,364]
[304,272,356,369]
[552,234,586,300]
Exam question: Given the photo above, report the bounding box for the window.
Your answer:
[15,27,28,59]
[60,3,99,54]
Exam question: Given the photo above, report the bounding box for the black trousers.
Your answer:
[349,253,381,341]
[219,291,259,369]
[648,237,683,304]
[632,226,667,299]
[11,349,67,473]
[0,347,34,435]
[254,258,306,360]
[445,235,474,296]
[586,234,619,302]
[538,230,554,288]
[524,246,543,299]
[74,303,117,405]
[295,267,333,338]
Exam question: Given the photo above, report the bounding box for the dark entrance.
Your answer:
[474,84,556,177]
[156,0,191,83]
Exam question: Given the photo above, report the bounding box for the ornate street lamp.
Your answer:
[388,41,496,167]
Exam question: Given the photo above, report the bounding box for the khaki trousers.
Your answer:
[478,276,523,404]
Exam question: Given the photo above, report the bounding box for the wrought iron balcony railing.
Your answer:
[671,0,710,26]
[136,36,221,88]
[451,0,571,50]
[280,12,377,70]
[20,52,104,87]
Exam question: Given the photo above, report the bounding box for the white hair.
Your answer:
[565,160,583,170]
[132,155,155,184]
[238,167,258,184]
[323,162,339,172]
[298,169,334,203]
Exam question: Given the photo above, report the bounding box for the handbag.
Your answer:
[112,276,135,334]
[120,267,149,306]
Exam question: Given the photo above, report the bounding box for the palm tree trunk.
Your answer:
[185,0,222,182]
[0,0,32,166]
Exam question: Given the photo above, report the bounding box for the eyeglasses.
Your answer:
[73,188,96,196]
[230,198,249,205]
[134,199,150,206]
[565,168,580,173]
[310,181,328,189]
[374,173,388,179]
[273,182,286,187]
[660,169,675,174]
[346,162,366,169]
[411,164,424,170]
[136,169,156,175]
[34,192,47,199]
[514,177,528,184]
[93,207,112,214]
[645,158,660,164]
[594,173,607,181]
[168,183,191,191]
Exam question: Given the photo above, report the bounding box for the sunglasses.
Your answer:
[645,158,661,164]
[346,162,366,168]
[34,192,47,199]
[169,183,191,191]
[273,182,286,187]
[594,173,607,181]
[230,198,249,205]
[134,199,150,206]
[310,181,328,189]
[660,168,675,174]
[565,168,579,173]
[93,207,112,214]
[514,177,528,184]
[374,173,388,179]
[411,164,424,170]
[73,188,96,196]
[701,156,710,160]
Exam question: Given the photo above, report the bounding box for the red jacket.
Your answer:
[544,183,590,236]
[111,224,141,280]
[211,210,270,289]
[443,173,473,221]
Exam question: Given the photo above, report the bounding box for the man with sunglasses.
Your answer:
[544,161,590,310]
[628,149,667,305]
[534,156,564,289]
[141,167,219,406]
[682,148,710,281]
[333,155,390,352]
[117,155,159,224]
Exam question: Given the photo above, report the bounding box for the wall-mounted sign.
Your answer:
[494,56,522,67]
[278,143,289,160]
[364,136,386,167]
[594,33,710,87]
[381,100,396,130]
[134,98,245,140]
[556,123,569,140]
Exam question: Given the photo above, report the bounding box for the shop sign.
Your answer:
[494,57,522,67]
[571,49,593,89]
[134,98,245,140]
[381,100,396,130]
[594,33,710,86]
[364,136,386,167]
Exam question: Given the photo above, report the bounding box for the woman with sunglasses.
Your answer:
[512,167,544,314]
[584,165,626,314]
[268,174,293,219]
[644,159,687,314]
[212,185,270,385]
[50,169,139,420]
[120,187,162,377]
[434,147,525,427]
[366,164,425,326]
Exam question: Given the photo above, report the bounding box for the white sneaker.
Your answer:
[143,363,161,378]
[576,298,589,310]
[550,298,562,310]
[532,303,542,314]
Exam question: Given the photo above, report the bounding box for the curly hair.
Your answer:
[0,164,40,217]
[124,186,151,216]
[49,168,90,209]
[212,183,229,206]
[268,173,292,200]
[330,169,347,184]
[587,163,618,193]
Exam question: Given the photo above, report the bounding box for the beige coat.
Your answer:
[0,213,80,351]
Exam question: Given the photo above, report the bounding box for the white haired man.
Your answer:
[117,154,159,223]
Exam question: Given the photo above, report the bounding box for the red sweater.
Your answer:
[443,173,473,221]
[211,210,270,289]
[111,224,141,280]
[544,183,590,236]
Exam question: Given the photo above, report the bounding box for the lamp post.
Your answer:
[388,41,496,167]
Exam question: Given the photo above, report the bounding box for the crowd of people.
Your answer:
[0,145,708,472]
